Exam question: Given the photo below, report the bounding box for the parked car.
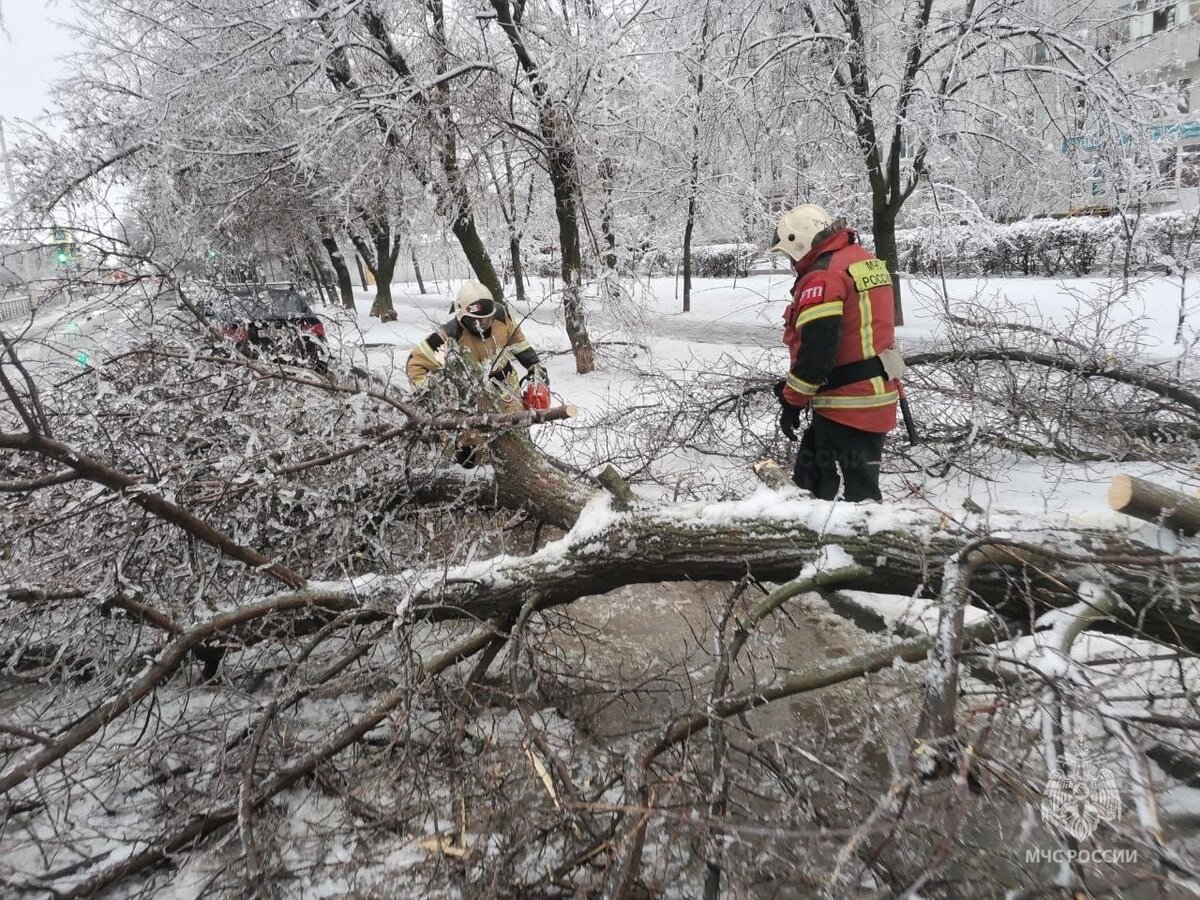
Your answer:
[205,283,327,367]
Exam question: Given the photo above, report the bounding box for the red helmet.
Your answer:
[522,382,551,410]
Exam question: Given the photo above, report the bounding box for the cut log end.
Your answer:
[1108,474,1200,536]
[1108,475,1134,511]
[753,459,793,491]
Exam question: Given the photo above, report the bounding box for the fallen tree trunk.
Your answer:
[488,430,593,531]
[1109,475,1200,536]
[400,492,1200,650]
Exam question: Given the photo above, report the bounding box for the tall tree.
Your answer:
[486,0,597,374]
[787,0,1134,323]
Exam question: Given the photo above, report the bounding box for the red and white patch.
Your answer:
[798,283,825,302]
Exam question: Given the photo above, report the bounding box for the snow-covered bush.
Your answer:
[689,242,755,278]
[631,242,756,278]
[524,247,561,278]
[896,210,1200,277]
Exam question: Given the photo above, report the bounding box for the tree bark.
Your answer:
[371,229,399,322]
[682,184,697,314]
[321,234,356,309]
[489,430,593,531]
[1109,475,1200,535]
[871,209,904,326]
[348,214,399,322]
[396,494,1200,649]
[681,12,708,315]
[451,212,504,301]
[510,235,527,305]
[353,0,505,302]
[304,250,329,306]
[599,157,619,276]
[546,129,596,374]
[488,0,596,374]
[355,253,368,291]
[411,246,427,295]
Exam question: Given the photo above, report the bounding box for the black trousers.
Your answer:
[793,413,885,502]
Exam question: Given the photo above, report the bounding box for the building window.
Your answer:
[1182,146,1200,187]
[1133,1,1179,35]
[1154,3,1176,32]
[1158,147,1179,183]
[1029,41,1051,64]
[1180,79,1193,113]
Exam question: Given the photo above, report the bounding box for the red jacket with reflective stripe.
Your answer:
[781,229,898,433]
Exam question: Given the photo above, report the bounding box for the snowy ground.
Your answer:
[320,270,1200,533]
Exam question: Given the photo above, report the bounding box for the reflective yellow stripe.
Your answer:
[858,289,874,358]
[812,390,898,409]
[508,338,532,354]
[794,300,843,328]
[786,373,820,395]
[847,258,890,360]
[414,340,442,365]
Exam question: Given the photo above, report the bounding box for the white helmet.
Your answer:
[453,280,495,335]
[770,204,834,261]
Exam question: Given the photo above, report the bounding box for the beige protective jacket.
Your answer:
[406,304,540,392]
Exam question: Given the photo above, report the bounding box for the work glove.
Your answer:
[522,364,549,386]
[779,403,801,441]
[772,380,787,405]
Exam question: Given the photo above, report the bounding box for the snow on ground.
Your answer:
[316,270,1200,532]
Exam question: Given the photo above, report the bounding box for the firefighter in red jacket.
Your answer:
[770,204,904,502]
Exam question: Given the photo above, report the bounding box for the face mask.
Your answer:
[465,316,493,338]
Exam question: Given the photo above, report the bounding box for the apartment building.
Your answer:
[1066,1,1200,211]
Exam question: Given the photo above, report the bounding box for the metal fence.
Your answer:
[0,294,31,322]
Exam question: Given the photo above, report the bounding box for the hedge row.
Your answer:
[522,213,1200,282]
[522,242,758,279]
[896,211,1200,278]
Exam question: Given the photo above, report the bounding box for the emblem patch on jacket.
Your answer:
[798,283,825,302]
[847,259,892,292]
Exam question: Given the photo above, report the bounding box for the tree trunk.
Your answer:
[489,431,593,532]
[682,179,697,314]
[599,157,619,274]
[411,247,427,295]
[547,138,596,374]
[322,234,356,309]
[304,250,329,305]
[354,253,368,291]
[509,235,526,305]
[451,213,504,302]
[347,219,397,322]
[395,484,1200,650]
[1109,475,1200,535]
[370,231,398,322]
[487,1,595,373]
[871,209,904,326]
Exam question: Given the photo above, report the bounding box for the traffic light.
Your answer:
[52,226,74,267]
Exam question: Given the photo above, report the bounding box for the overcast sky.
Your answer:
[0,0,80,123]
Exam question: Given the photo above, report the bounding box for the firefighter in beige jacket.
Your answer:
[406,280,546,401]
[407,282,546,468]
